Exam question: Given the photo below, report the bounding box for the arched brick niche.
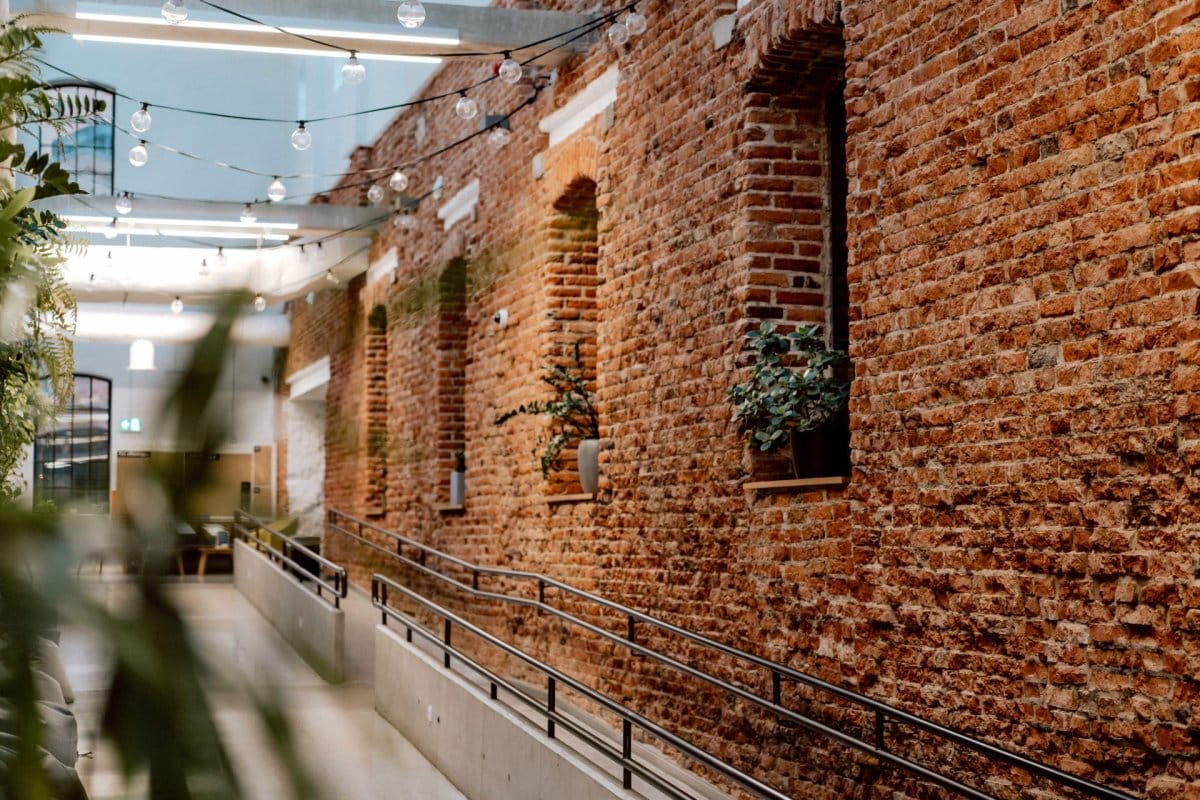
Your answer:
[364,303,388,516]
[737,30,850,479]
[539,176,601,494]
[434,258,469,499]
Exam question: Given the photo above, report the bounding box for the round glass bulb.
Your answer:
[625,11,647,36]
[396,0,426,28]
[130,105,152,133]
[253,295,267,312]
[326,270,339,285]
[499,57,522,84]
[115,193,133,215]
[455,94,478,120]
[161,0,187,24]
[103,220,119,240]
[487,126,512,149]
[199,259,210,277]
[170,297,184,314]
[389,170,409,192]
[129,142,148,167]
[367,184,385,206]
[608,22,630,46]
[342,54,366,85]
[268,178,287,202]
[241,204,256,223]
[213,248,227,267]
[394,213,417,231]
[291,124,312,151]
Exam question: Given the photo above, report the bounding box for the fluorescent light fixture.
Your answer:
[75,11,460,46]
[65,214,299,231]
[73,33,442,63]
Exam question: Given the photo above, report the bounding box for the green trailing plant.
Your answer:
[495,340,600,479]
[727,322,850,452]
[0,18,105,501]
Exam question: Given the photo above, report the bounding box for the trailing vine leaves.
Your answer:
[496,339,600,479]
[0,18,105,500]
[727,322,850,453]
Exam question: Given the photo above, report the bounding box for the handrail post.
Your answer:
[627,615,635,645]
[472,570,479,591]
[622,719,633,789]
[547,677,556,738]
[875,709,886,752]
[380,582,389,626]
[443,618,452,669]
[537,579,545,609]
[772,670,781,707]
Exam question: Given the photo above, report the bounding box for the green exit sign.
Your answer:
[119,417,143,433]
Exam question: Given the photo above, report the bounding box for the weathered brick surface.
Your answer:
[288,0,1200,797]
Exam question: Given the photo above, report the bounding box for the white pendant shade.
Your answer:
[128,338,156,370]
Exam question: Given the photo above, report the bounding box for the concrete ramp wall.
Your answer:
[233,539,344,683]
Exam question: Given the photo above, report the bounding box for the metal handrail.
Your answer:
[331,509,1135,800]
[234,510,347,608]
[372,575,787,800]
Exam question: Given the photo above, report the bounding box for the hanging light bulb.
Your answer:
[170,297,184,314]
[268,177,287,202]
[299,244,308,259]
[253,294,267,312]
[487,126,512,149]
[129,141,149,167]
[325,270,338,285]
[624,9,648,36]
[291,122,312,151]
[161,0,187,24]
[241,203,256,223]
[199,258,210,277]
[342,51,367,85]
[498,53,522,84]
[130,103,152,133]
[103,218,119,240]
[394,212,417,231]
[455,92,478,120]
[213,247,227,267]
[389,169,409,192]
[396,0,426,28]
[367,184,385,206]
[115,192,133,215]
[608,21,630,46]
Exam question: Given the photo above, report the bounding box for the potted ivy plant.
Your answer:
[495,340,601,493]
[727,322,850,478]
[449,447,466,507]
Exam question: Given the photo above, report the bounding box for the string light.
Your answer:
[389,170,409,192]
[394,211,417,231]
[395,0,426,28]
[608,20,630,45]
[487,126,511,149]
[498,52,522,84]
[129,141,149,167]
[325,270,338,285]
[268,177,287,202]
[103,218,119,240]
[213,246,227,267]
[130,103,152,133]
[115,192,133,215]
[454,92,478,120]
[291,122,312,151]
[161,0,187,24]
[240,203,256,223]
[342,52,366,85]
[170,297,184,314]
[253,294,267,312]
[367,184,385,206]
[625,8,648,36]
[199,258,210,276]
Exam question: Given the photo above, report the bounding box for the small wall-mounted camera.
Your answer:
[493,308,509,327]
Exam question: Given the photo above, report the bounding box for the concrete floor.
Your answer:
[60,579,468,800]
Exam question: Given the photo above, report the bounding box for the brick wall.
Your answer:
[288,0,1200,797]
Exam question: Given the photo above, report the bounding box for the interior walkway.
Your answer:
[61,578,468,800]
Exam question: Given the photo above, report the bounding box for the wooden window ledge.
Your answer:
[433,503,465,513]
[545,493,596,506]
[744,477,849,492]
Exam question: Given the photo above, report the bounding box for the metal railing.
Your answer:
[333,509,1136,800]
[233,510,347,608]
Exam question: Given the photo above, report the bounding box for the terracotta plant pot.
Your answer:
[577,439,600,494]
